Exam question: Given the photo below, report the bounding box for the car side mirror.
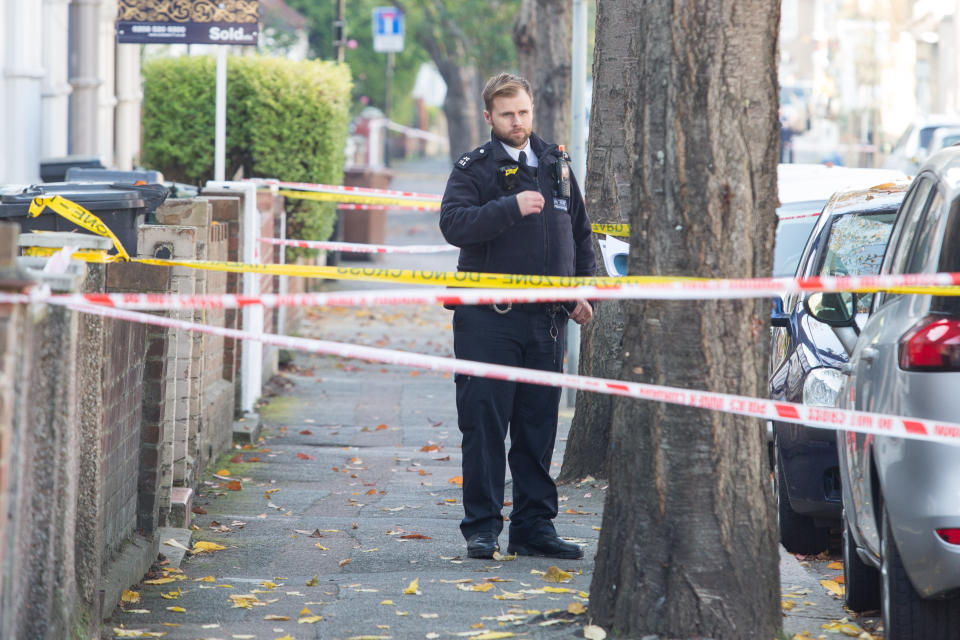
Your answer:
[770,297,789,328]
[804,291,857,327]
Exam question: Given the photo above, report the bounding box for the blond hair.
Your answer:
[482,72,533,111]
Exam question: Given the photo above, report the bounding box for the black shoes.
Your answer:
[466,532,500,559]
[507,530,584,559]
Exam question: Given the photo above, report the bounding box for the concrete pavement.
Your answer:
[103,156,874,640]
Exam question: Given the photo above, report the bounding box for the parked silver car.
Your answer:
[810,146,960,638]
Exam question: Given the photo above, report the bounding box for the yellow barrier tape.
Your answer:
[28,195,960,296]
[278,189,441,209]
[28,196,131,261]
[591,223,630,237]
[136,258,687,288]
[23,246,119,263]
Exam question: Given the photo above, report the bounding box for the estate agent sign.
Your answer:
[117,0,260,45]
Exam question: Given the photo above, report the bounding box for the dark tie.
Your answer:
[518,151,527,168]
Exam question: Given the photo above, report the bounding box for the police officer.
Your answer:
[440,72,596,560]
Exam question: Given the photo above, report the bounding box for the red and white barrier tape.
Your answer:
[260,237,456,254]
[12,268,960,312]
[248,178,442,202]
[44,299,960,448]
[777,212,822,221]
[336,203,440,212]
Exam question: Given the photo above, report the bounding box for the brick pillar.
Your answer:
[137,225,198,524]
[201,196,242,399]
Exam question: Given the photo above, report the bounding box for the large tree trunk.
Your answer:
[557,0,637,483]
[512,0,571,146]
[589,2,781,638]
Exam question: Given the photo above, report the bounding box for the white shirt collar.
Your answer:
[499,139,538,167]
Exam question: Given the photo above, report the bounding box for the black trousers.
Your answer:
[452,304,566,542]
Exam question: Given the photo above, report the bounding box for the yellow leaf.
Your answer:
[306,576,319,586]
[338,558,352,567]
[315,543,329,550]
[820,579,845,597]
[448,475,463,486]
[821,621,865,636]
[782,600,796,610]
[121,590,140,604]
[195,576,216,583]
[492,551,517,561]
[300,607,313,616]
[298,615,323,623]
[827,561,843,570]
[473,582,494,592]
[264,614,289,620]
[260,580,279,589]
[567,601,586,615]
[542,586,573,593]
[159,590,181,600]
[380,599,395,605]
[471,623,485,629]
[493,591,526,600]
[275,636,295,640]
[584,625,607,640]
[143,577,175,585]
[165,606,186,613]
[112,630,167,638]
[474,633,516,640]
[216,469,231,476]
[543,566,573,583]
[395,610,409,616]
[403,577,421,595]
[191,541,226,553]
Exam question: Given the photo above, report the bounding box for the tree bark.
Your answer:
[557,0,637,483]
[589,2,781,638]
[512,0,571,146]
[436,59,483,162]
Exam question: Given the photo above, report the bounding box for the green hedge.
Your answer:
[142,55,352,244]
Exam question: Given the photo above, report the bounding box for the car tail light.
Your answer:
[936,528,960,545]
[898,316,960,371]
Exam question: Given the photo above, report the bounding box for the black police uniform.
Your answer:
[439,131,596,544]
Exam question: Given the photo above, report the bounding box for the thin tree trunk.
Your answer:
[557,0,637,483]
[437,60,482,163]
[589,1,781,638]
[512,0,571,146]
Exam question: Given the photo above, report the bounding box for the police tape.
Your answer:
[337,203,439,212]
[26,294,960,449]
[259,237,457,254]
[25,194,960,296]
[278,189,442,209]
[591,223,630,237]
[249,178,442,202]
[29,196,130,261]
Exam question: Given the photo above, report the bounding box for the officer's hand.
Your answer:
[570,299,593,325]
[516,191,545,216]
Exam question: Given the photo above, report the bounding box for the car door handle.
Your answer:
[861,346,879,363]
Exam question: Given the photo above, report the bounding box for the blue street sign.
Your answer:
[372,6,404,53]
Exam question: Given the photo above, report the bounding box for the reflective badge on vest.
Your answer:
[553,197,569,211]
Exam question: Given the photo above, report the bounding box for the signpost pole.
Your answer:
[384,51,394,167]
[215,46,227,182]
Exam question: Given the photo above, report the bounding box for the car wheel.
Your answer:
[842,509,880,612]
[776,445,829,554]
[881,505,960,639]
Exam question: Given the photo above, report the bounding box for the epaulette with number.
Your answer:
[455,143,492,170]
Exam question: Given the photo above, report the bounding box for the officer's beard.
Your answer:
[493,125,531,150]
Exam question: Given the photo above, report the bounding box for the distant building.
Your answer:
[0,0,142,184]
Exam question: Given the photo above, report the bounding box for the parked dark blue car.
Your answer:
[769,181,908,554]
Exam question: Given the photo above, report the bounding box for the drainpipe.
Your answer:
[114,42,141,170]
[4,0,46,183]
[42,0,72,162]
[69,0,101,156]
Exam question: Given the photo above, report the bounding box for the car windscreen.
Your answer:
[773,201,823,277]
[817,211,898,311]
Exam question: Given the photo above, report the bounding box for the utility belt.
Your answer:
[489,302,571,316]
